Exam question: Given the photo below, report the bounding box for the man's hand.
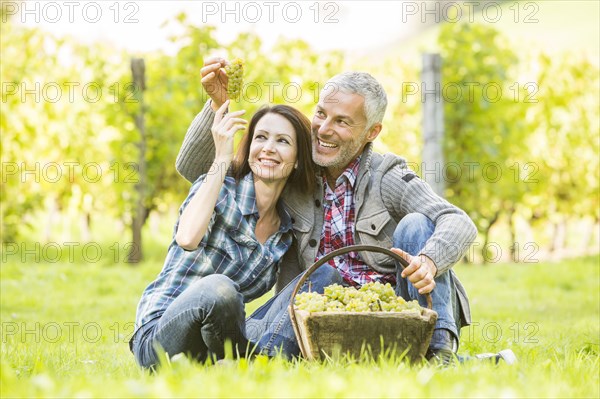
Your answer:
[201,56,229,110]
[390,248,437,294]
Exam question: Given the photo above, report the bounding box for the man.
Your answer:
[175,57,485,363]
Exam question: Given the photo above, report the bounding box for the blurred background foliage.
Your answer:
[1,10,598,263]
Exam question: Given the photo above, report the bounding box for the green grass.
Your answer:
[1,248,598,398]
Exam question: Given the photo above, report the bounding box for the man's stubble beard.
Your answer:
[311,128,370,170]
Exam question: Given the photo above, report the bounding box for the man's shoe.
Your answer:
[426,347,456,365]
[458,349,517,365]
[425,328,458,365]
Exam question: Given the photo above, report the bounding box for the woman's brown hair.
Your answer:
[230,105,316,193]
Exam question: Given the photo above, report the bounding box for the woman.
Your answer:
[130,100,315,368]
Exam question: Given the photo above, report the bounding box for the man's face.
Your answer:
[311,87,374,174]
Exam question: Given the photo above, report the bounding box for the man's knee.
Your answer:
[393,213,434,255]
[399,212,430,226]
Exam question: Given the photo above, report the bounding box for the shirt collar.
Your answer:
[323,155,362,190]
[237,172,293,233]
[343,155,362,189]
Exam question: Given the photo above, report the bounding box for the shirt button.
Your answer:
[371,224,376,230]
[315,199,321,208]
[291,218,296,224]
[309,239,317,247]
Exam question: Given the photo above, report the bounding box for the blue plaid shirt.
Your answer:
[134,173,293,330]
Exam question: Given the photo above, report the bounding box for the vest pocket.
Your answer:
[355,211,396,273]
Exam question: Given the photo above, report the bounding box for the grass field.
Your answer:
[1,246,598,398]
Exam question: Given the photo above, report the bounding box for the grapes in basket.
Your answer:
[294,282,423,314]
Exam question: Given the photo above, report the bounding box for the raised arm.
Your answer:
[175,56,231,183]
[175,101,247,249]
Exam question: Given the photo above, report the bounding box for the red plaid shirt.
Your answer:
[317,157,396,287]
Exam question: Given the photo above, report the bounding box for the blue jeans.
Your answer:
[392,213,459,340]
[130,266,343,367]
[131,274,249,368]
[245,264,344,358]
[131,213,463,367]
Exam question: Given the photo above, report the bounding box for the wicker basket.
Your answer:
[288,245,438,362]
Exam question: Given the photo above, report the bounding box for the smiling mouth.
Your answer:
[258,158,281,166]
[318,139,338,149]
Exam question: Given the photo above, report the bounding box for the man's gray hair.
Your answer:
[324,71,388,130]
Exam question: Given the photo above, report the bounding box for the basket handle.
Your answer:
[289,244,432,310]
[287,245,433,358]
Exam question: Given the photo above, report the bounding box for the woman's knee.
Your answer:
[200,274,239,295]
[177,274,242,311]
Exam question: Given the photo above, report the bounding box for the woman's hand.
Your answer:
[176,101,246,251]
[211,100,247,162]
[201,56,230,110]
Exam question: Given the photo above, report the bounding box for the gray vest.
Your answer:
[276,144,405,289]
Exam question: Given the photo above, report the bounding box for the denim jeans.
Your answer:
[392,213,460,340]
[131,274,249,369]
[131,213,464,367]
[244,263,344,358]
[130,266,344,367]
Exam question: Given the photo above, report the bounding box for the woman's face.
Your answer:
[249,113,298,183]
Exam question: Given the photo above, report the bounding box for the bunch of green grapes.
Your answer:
[224,58,244,101]
[295,281,424,313]
[294,291,327,312]
[360,281,396,302]
[325,300,345,312]
[323,284,345,301]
